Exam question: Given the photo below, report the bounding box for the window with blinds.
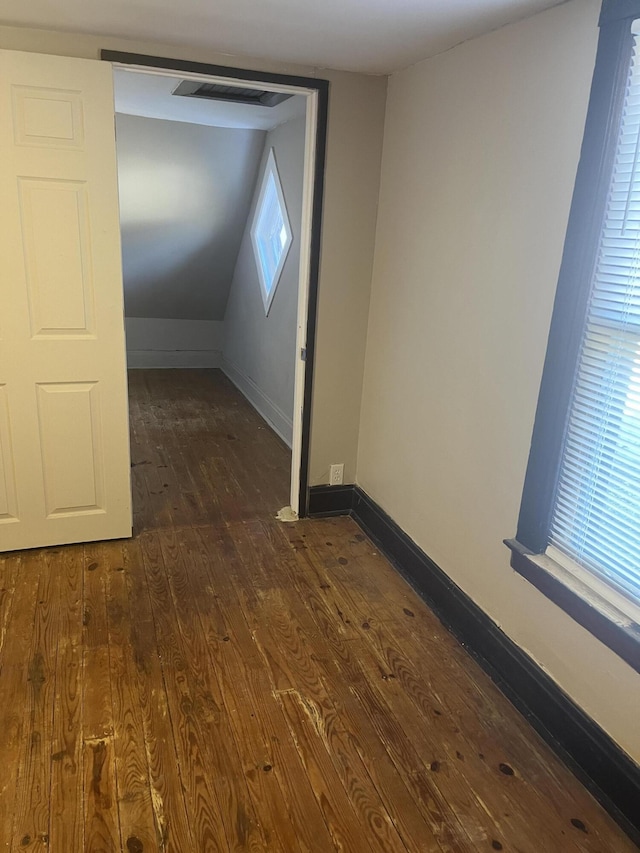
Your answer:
[548,19,640,604]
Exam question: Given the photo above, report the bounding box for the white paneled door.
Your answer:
[0,50,132,551]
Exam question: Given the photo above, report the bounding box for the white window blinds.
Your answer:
[549,20,640,602]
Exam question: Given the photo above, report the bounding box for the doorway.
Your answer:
[0,47,326,554]
[105,53,328,520]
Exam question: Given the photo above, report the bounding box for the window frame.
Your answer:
[250,148,293,316]
[505,0,640,674]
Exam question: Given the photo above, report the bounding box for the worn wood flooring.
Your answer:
[0,368,636,852]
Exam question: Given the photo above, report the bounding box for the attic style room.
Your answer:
[116,69,308,451]
[0,0,639,849]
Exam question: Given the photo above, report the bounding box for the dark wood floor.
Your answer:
[0,368,635,852]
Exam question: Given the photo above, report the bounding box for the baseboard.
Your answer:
[221,358,293,448]
[307,483,355,516]
[308,483,640,845]
[127,349,222,369]
[125,318,224,369]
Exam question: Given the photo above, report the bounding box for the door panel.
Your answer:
[12,85,84,149]
[0,50,131,551]
[20,178,96,338]
[0,386,18,524]
[36,382,105,517]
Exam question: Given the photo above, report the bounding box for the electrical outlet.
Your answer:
[329,463,344,486]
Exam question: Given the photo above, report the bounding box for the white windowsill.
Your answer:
[531,546,640,630]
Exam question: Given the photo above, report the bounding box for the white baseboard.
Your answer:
[125,318,224,369]
[127,349,222,369]
[221,357,293,447]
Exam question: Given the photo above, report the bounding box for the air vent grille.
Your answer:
[172,80,292,108]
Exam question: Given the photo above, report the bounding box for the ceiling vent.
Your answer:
[172,80,292,108]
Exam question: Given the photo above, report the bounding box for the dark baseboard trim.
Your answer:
[308,483,355,516]
[308,484,640,845]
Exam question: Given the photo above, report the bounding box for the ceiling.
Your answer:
[2,0,567,75]
[114,69,307,130]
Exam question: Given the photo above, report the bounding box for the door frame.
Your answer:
[101,50,329,518]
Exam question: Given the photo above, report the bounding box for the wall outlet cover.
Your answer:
[329,463,344,486]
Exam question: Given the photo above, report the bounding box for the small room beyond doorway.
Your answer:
[112,68,308,527]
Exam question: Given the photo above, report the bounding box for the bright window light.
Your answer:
[250,149,292,315]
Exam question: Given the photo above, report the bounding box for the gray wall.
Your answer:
[223,117,306,446]
[116,113,265,320]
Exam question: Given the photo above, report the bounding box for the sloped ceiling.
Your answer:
[117,113,266,321]
[1,0,567,74]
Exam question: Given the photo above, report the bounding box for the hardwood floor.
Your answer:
[0,368,635,852]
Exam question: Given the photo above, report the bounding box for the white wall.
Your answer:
[116,113,265,321]
[223,117,306,446]
[125,317,224,368]
[358,0,640,763]
[0,26,387,485]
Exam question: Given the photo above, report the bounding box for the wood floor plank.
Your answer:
[276,686,378,853]
[164,531,298,853]
[156,526,269,853]
[105,541,159,853]
[0,552,41,849]
[0,552,19,660]
[138,532,239,852]
[123,538,196,853]
[9,550,56,851]
[82,543,120,853]
[0,554,31,850]
[48,544,84,852]
[190,524,341,853]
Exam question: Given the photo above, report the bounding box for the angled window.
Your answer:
[506,0,640,673]
[250,149,292,315]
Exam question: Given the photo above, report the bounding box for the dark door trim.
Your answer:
[101,50,329,518]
